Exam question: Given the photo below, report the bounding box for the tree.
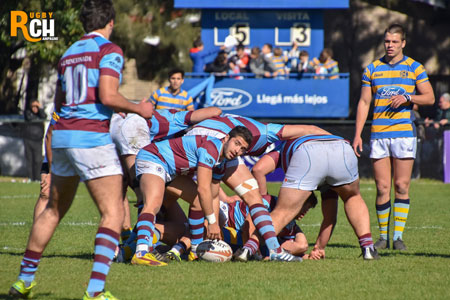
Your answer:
[0,0,84,114]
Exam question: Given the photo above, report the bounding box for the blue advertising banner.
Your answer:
[183,76,349,118]
[175,0,349,9]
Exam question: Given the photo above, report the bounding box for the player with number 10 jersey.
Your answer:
[52,32,124,148]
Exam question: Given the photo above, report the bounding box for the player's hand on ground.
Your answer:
[137,98,154,119]
[309,245,325,260]
[206,223,221,240]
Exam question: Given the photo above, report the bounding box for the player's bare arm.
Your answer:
[99,75,153,119]
[281,124,330,140]
[251,152,278,196]
[190,107,222,123]
[390,80,435,109]
[197,166,221,239]
[352,86,372,157]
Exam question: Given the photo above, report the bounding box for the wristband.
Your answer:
[206,213,216,225]
[403,94,412,103]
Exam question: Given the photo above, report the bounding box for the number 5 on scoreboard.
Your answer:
[230,23,250,45]
[291,22,311,46]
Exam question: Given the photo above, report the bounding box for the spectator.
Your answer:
[149,68,194,111]
[271,47,289,78]
[296,50,315,74]
[189,37,223,73]
[204,51,230,76]
[23,99,47,181]
[228,44,250,74]
[425,92,450,130]
[288,42,301,72]
[262,43,273,60]
[311,48,339,79]
[249,46,275,78]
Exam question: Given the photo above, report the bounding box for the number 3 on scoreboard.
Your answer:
[291,22,311,46]
[230,23,250,45]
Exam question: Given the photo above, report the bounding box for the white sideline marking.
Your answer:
[0,221,97,227]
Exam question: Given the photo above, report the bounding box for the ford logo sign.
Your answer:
[377,86,406,98]
[210,88,252,110]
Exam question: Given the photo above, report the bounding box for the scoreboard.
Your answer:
[175,0,349,57]
[202,10,323,57]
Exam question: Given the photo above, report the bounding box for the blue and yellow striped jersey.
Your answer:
[149,87,193,111]
[311,57,339,79]
[362,56,429,139]
[271,54,288,75]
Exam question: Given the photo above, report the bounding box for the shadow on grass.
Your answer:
[0,292,72,299]
[380,251,450,259]
[0,252,93,260]
[310,243,358,249]
[0,294,79,300]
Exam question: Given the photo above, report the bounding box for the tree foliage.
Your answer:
[1,0,199,113]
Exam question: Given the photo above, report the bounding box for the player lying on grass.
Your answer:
[131,126,252,266]
[263,133,380,260]
[186,114,329,261]
[219,193,318,261]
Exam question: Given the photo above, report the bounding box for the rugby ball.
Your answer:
[196,239,233,262]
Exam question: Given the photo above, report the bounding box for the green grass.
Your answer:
[1,178,450,299]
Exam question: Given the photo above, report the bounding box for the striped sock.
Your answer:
[358,233,374,251]
[136,213,155,254]
[18,249,42,285]
[376,200,391,241]
[86,227,119,297]
[188,209,204,248]
[249,203,281,252]
[393,198,410,241]
[243,237,259,255]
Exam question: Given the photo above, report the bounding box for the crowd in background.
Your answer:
[189,38,340,79]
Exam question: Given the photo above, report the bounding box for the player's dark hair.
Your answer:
[168,68,185,79]
[229,126,253,146]
[385,24,406,41]
[80,0,115,33]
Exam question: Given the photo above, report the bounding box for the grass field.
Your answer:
[1,177,450,299]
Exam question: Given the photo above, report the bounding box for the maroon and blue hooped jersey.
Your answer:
[52,32,124,149]
[148,109,193,142]
[136,135,223,176]
[193,115,284,156]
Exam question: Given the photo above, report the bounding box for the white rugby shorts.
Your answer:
[281,140,359,190]
[135,159,174,183]
[370,137,417,159]
[52,143,123,181]
[110,113,150,156]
